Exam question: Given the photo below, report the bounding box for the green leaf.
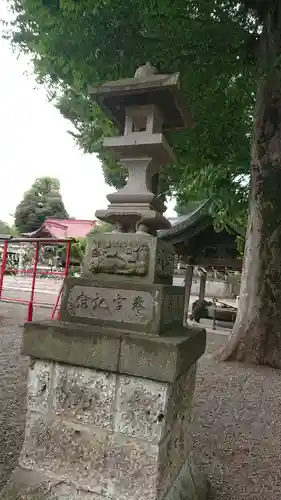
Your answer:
[7,0,259,225]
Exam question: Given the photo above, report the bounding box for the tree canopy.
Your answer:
[6,0,261,226]
[89,221,114,234]
[15,176,69,233]
[0,220,15,235]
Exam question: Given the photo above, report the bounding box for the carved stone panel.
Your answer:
[60,278,185,334]
[83,233,174,285]
[66,285,154,325]
[90,239,149,276]
[156,246,175,279]
[162,293,184,325]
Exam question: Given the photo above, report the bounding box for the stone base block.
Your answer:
[22,320,206,383]
[4,295,209,500]
[1,468,101,499]
[1,359,209,500]
[1,458,209,500]
[16,361,197,499]
[59,277,185,334]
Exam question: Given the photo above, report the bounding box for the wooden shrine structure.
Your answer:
[158,199,245,323]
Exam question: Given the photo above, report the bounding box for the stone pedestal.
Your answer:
[1,319,208,500]
[1,235,209,500]
[1,234,209,499]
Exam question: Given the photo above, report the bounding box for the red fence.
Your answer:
[0,238,73,322]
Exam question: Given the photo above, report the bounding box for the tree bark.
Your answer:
[218,1,281,367]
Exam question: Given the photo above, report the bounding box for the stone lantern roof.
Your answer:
[89,63,194,132]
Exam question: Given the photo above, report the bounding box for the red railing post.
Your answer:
[51,241,72,320]
[64,240,71,278]
[0,240,8,300]
[0,237,74,315]
[51,286,62,320]
[26,242,40,322]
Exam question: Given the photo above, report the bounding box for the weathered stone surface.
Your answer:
[114,375,168,442]
[119,328,205,383]
[21,362,195,499]
[89,69,192,132]
[2,458,209,500]
[59,277,185,334]
[22,411,42,448]
[64,284,154,326]
[27,360,52,414]
[161,292,185,325]
[53,364,116,428]
[19,417,159,500]
[14,334,207,500]
[158,409,192,498]
[114,366,196,443]
[23,320,121,372]
[82,233,175,286]
[20,417,111,493]
[187,453,210,500]
[19,387,199,500]
[163,456,210,500]
[87,235,150,277]
[49,483,102,499]
[119,334,177,382]
[108,433,159,500]
[1,468,103,499]
[164,364,196,433]
[23,320,206,384]
[163,461,197,500]
[1,468,54,500]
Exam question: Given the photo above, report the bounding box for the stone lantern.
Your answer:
[90,62,193,235]
[2,64,209,500]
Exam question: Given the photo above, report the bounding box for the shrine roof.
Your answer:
[22,218,96,239]
[158,199,245,242]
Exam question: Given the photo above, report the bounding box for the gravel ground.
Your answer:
[0,302,281,499]
[0,303,49,491]
[192,334,281,499]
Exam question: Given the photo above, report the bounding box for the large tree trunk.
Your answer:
[218,2,281,367]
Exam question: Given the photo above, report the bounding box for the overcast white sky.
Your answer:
[0,3,175,226]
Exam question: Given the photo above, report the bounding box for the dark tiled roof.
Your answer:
[159,199,245,240]
[158,199,212,239]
